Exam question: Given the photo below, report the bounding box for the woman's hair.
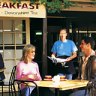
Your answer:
[86,55,96,80]
[21,44,35,63]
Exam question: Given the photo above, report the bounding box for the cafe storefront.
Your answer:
[0,0,46,80]
[47,0,96,77]
[1,0,96,81]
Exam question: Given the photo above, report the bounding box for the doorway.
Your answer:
[30,18,43,76]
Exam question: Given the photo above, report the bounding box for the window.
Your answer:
[0,18,27,74]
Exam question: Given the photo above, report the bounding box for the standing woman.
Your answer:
[16,44,42,96]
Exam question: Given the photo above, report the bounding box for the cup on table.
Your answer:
[52,75,60,85]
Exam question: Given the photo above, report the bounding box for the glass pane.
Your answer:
[0,20,3,32]
[16,33,23,44]
[3,20,12,32]
[4,60,15,83]
[15,33,26,44]
[22,33,26,44]
[0,33,3,44]
[4,60,15,73]
[22,20,26,32]
[14,20,22,31]
[15,20,26,44]
[4,50,15,59]
[3,33,14,44]
[0,47,3,56]
[16,49,22,59]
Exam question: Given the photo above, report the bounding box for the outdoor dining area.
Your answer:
[0,66,88,96]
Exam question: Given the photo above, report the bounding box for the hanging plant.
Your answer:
[91,0,96,4]
[62,0,74,8]
[47,0,62,13]
[40,0,75,13]
[11,0,21,3]
[11,0,75,13]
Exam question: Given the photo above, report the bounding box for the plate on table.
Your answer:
[44,78,52,81]
[60,79,67,81]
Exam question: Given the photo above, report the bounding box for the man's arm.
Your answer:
[51,53,56,58]
[66,52,77,62]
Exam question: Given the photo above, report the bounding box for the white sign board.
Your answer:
[0,1,46,18]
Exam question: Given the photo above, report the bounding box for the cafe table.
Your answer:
[28,80,88,96]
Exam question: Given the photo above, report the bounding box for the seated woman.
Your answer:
[16,44,42,96]
[69,55,96,96]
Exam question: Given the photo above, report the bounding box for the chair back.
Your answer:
[9,66,16,85]
[85,79,96,96]
[15,80,39,96]
[0,66,17,96]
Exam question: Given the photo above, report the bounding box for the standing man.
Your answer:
[51,29,78,80]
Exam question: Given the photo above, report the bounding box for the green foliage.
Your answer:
[11,0,75,13]
[11,0,21,3]
[91,0,96,1]
[47,0,62,13]
[91,0,96,4]
[45,0,74,13]
[39,0,47,3]
[11,0,16,3]
[63,0,74,8]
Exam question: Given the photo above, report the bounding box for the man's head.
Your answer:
[80,36,95,54]
[59,29,67,41]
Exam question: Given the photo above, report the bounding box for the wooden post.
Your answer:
[26,18,30,44]
[42,18,47,78]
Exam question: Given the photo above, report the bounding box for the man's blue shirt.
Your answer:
[51,39,78,57]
